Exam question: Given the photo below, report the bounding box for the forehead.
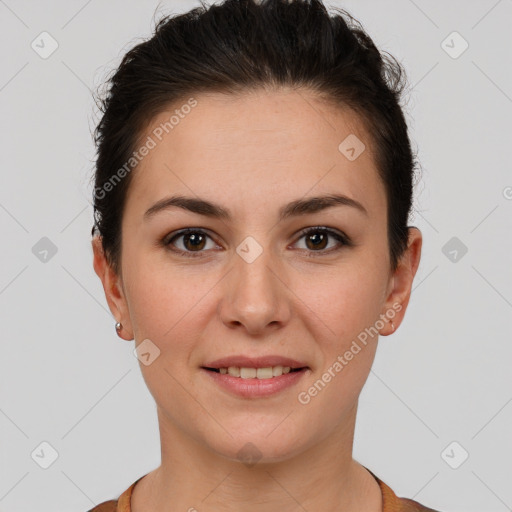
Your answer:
[126,88,385,219]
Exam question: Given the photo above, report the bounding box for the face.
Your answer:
[93,88,421,463]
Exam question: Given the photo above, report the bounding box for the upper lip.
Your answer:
[202,355,309,369]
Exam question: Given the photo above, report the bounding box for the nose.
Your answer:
[218,243,292,336]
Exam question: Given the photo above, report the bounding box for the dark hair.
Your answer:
[91,0,419,276]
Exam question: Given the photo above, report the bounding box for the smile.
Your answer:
[203,365,305,379]
[201,366,310,398]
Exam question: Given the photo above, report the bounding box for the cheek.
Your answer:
[123,255,217,357]
[293,261,385,344]
[293,269,383,421]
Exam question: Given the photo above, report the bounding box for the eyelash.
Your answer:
[162,227,352,259]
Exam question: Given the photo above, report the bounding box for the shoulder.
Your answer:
[397,496,442,511]
[366,466,442,512]
[87,500,118,512]
[86,476,141,512]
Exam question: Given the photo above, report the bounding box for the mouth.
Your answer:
[200,365,310,398]
[200,355,310,397]
[201,365,307,379]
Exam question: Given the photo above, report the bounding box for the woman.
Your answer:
[89,0,438,510]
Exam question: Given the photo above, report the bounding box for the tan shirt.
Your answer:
[88,467,441,511]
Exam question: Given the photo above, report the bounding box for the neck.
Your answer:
[131,405,382,512]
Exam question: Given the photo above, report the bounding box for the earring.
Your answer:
[115,322,122,334]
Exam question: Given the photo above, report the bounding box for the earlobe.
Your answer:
[91,236,133,340]
[380,227,422,336]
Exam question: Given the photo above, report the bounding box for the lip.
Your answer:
[201,366,310,398]
[202,355,309,370]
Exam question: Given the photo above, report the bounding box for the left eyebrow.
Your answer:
[143,193,368,222]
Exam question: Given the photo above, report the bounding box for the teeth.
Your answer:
[228,366,240,377]
[257,367,273,379]
[220,366,294,379]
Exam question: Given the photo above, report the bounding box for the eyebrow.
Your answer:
[143,193,368,222]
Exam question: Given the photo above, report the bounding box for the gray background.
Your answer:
[1,0,511,511]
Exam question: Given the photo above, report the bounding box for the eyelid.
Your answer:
[162,227,221,258]
[162,226,351,258]
[294,226,350,245]
[291,226,351,256]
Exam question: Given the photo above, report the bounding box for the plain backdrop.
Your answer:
[1,1,511,511]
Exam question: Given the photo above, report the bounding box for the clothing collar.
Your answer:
[115,467,404,512]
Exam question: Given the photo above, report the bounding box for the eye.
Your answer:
[292,226,350,256]
[162,226,351,258]
[163,228,219,258]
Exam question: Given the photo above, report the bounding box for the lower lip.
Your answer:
[201,367,309,398]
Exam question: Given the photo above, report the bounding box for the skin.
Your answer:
[92,87,422,512]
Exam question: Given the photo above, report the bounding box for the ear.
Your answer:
[92,236,134,340]
[379,227,422,336]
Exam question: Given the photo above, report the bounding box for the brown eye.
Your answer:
[163,226,350,259]
[181,232,207,251]
[304,231,328,250]
[164,229,217,257]
[294,227,350,255]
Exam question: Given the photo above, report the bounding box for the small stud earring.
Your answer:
[115,322,122,333]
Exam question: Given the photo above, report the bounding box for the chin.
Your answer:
[203,422,309,465]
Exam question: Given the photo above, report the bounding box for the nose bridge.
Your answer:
[220,234,290,332]
[234,235,279,306]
